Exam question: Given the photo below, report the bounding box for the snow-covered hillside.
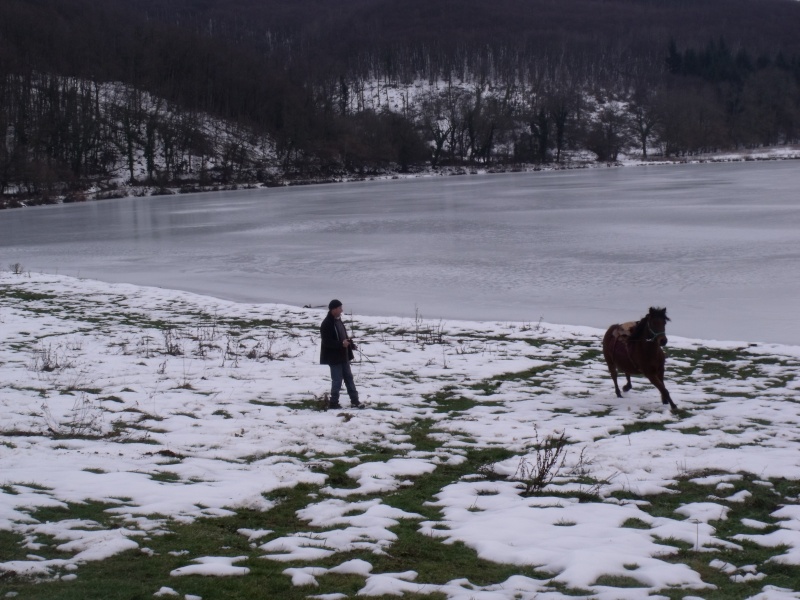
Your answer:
[3,72,800,209]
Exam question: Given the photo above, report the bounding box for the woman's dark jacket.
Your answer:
[320,312,355,365]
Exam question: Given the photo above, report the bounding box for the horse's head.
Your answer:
[646,306,670,346]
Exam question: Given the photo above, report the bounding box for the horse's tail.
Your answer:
[603,324,622,361]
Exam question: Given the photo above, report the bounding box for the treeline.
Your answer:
[661,38,800,151]
[1,0,800,205]
[0,74,281,204]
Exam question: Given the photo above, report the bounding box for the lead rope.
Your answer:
[353,344,377,382]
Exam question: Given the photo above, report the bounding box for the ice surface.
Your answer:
[2,162,799,344]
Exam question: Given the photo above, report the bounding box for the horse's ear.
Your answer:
[650,306,670,321]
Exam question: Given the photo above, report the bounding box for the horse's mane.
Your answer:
[629,318,648,341]
[629,307,669,341]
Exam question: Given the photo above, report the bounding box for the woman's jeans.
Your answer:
[329,361,359,405]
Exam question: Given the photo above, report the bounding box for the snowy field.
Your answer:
[1,273,800,599]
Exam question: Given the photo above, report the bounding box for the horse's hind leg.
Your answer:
[606,361,623,398]
[622,374,632,392]
[603,329,624,398]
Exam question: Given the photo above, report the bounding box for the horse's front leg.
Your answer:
[622,374,632,392]
[646,373,678,413]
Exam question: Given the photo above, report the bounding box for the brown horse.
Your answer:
[602,307,678,413]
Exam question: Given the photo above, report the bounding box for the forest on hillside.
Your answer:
[1,0,800,206]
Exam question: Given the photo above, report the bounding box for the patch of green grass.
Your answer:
[404,418,440,453]
[593,574,644,587]
[149,471,182,483]
[676,426,707,435]
[6,481,50,492]
[390,369,420,381]
[620,421,667,435]
[174,411,199,419]
[323,460,362,489]
[28,501,120,527]
[0,288,56,302]
[610,474,800,598]
[652,535,693,551]
[489,364,552,383]
[249,399,272,407]
[116,435,160,445]
[587,408,612,417]
[547,582,595,597]
[1,514,266,598]
[8,384,49,398]
[351,444,397,464]
[655,545,794,600]
[667,345,778,383]
[469,380,503,395]
[423,388,477,413]
[221,317,280,330]
[621,518,651,529]
[0,530,28,562]
[124,413,169,433]
[716,442,744,449]
[522,338,548,348]
[285,395,328,411]
[65,386,103,394]
[387,447,514,519]
[368,523,551,587]
[559,357,592,369]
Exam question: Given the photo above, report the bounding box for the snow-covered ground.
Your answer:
[1,273,799,599]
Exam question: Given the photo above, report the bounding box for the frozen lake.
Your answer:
[2,161,799,344]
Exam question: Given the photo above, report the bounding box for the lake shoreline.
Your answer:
[3,145,799,210]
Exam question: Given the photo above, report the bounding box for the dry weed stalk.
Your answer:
[513,427,569,496]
